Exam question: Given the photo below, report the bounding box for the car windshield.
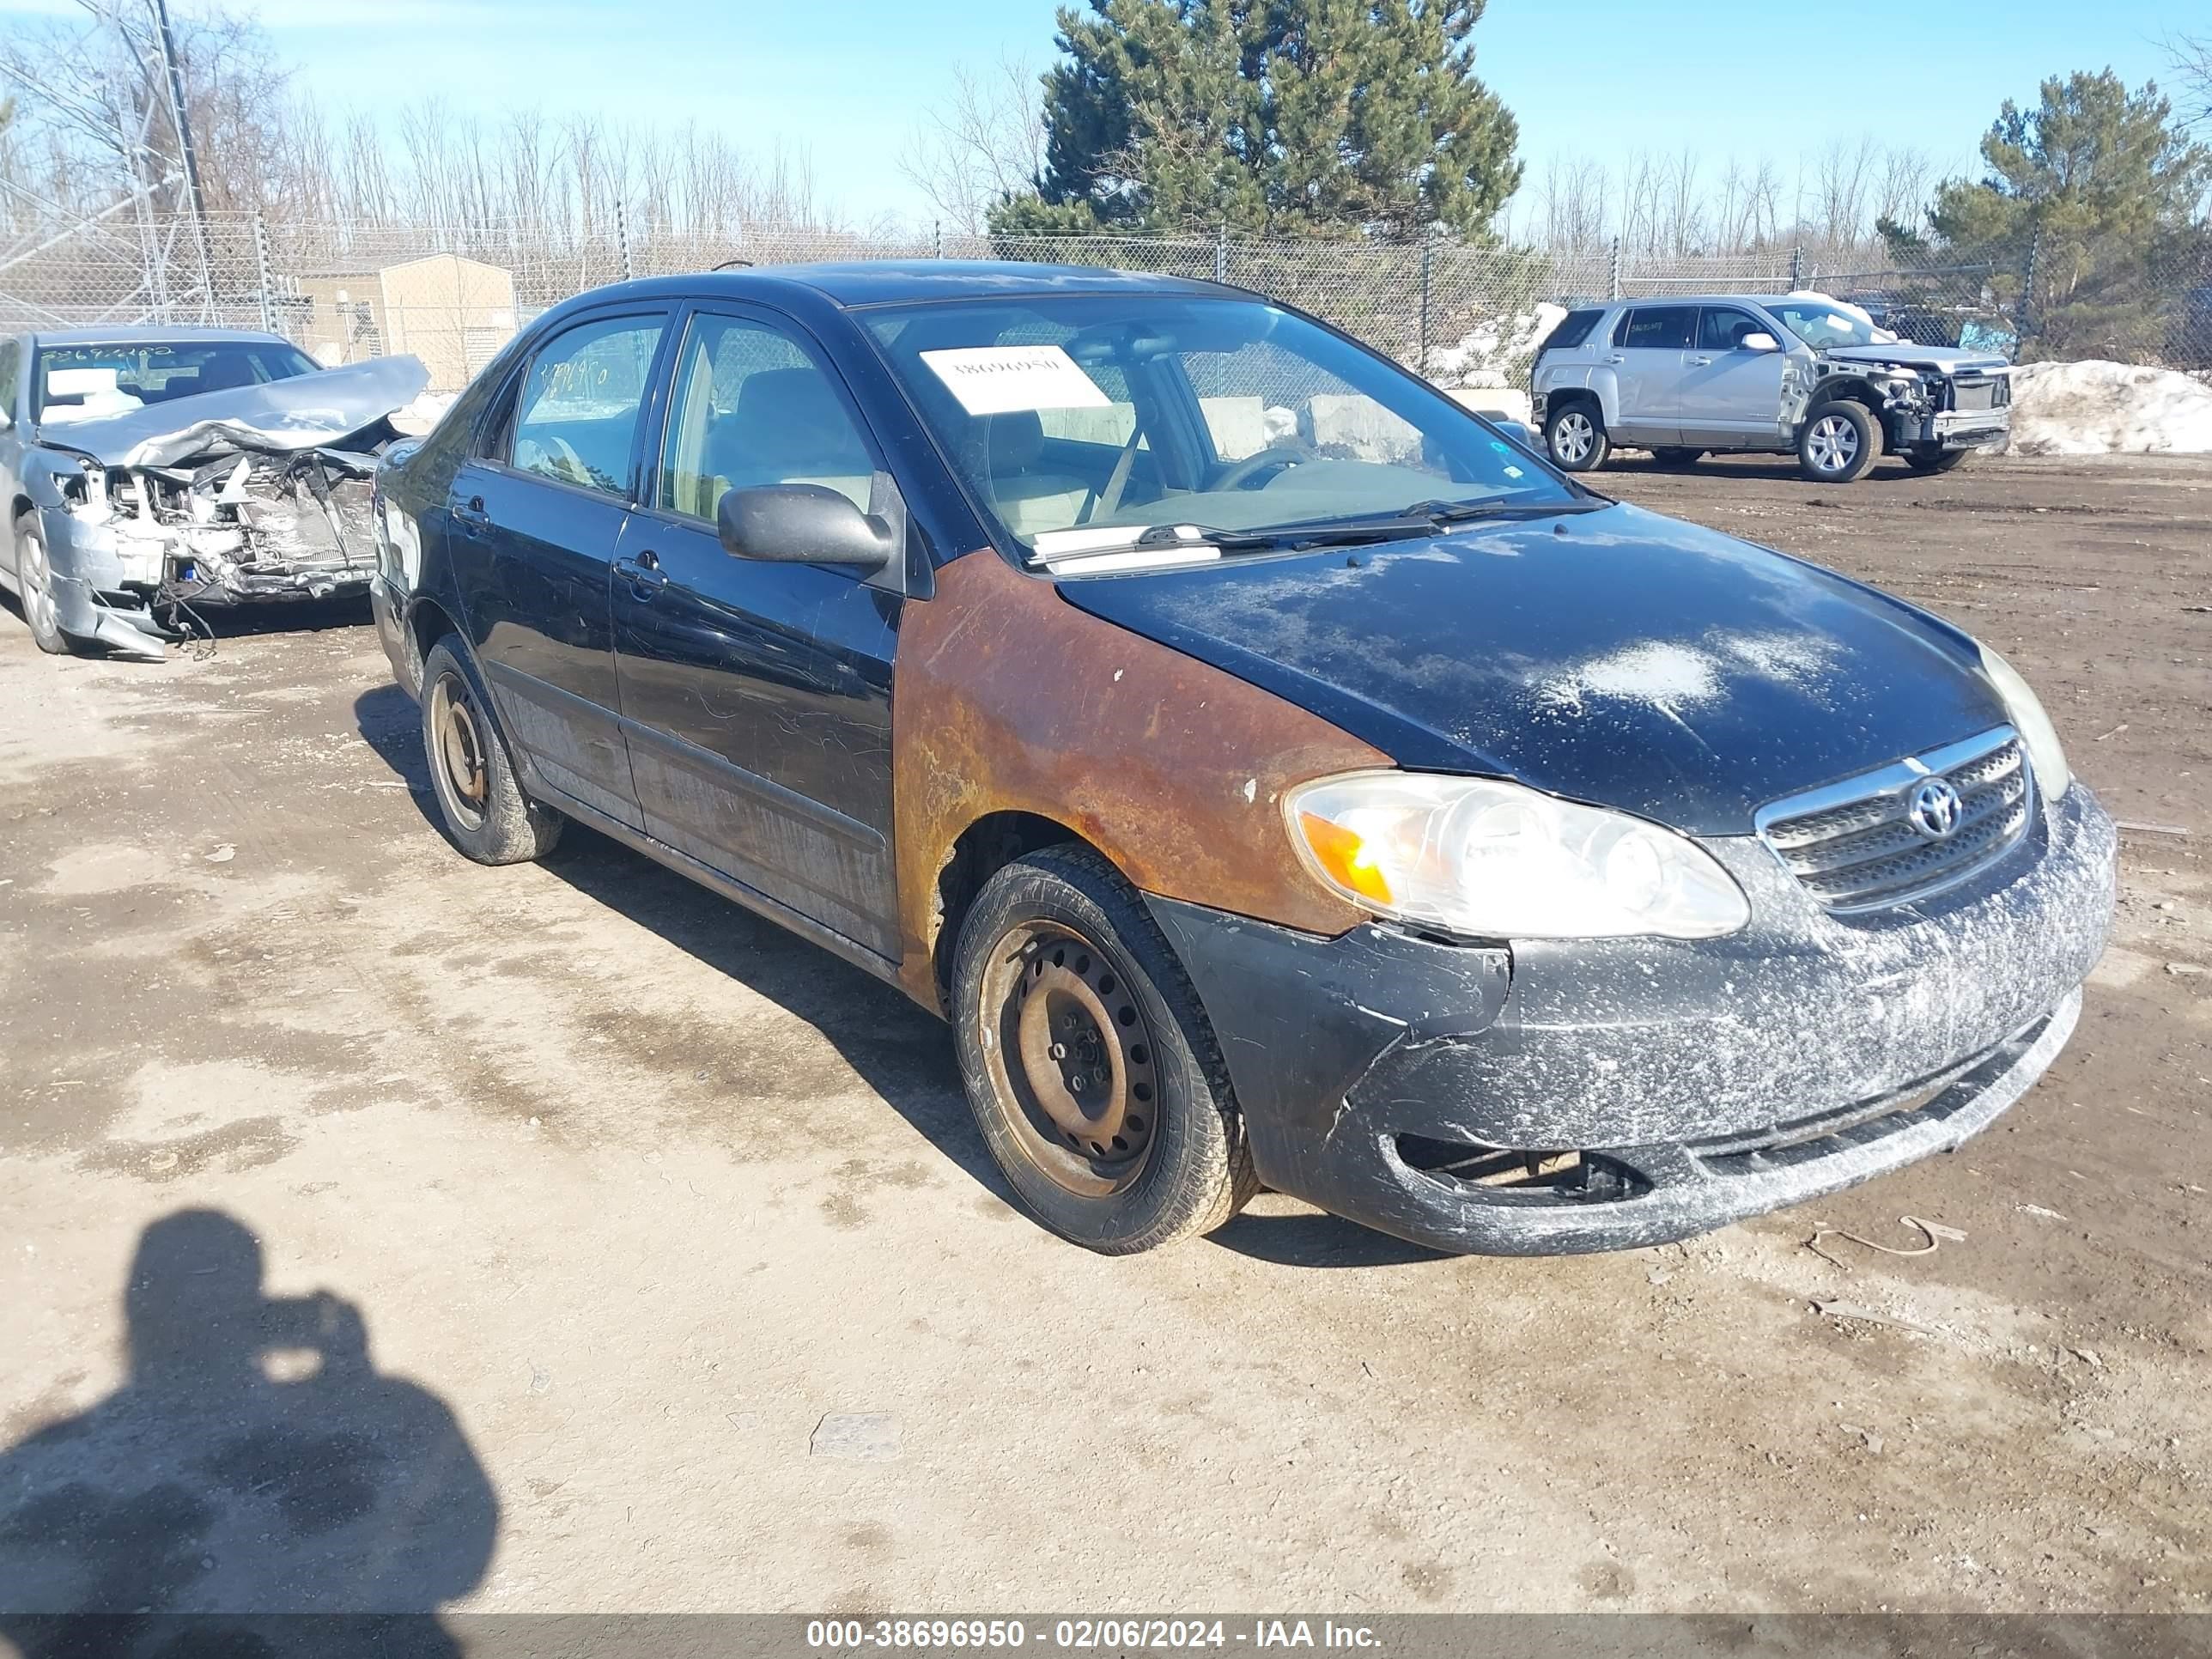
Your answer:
[861,295,1572,556]
[34,340,321,424]
[1766,301,1892,350]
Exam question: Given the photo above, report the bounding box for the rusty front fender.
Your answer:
[891,547,1394,1007]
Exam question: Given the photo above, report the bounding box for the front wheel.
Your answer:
[419,635,563,865]
[13,514,73,655]
[1544,403,1609,472]
[1906,446,1973,475]
[951,844,1255,1255]
[1796,401,1881,483]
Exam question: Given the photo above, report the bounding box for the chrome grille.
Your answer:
[1757,728,2033,911]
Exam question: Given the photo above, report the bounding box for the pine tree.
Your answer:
[992,0,1520,240]
[1884,70,2212,361]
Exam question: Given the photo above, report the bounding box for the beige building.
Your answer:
[290,252,519,392]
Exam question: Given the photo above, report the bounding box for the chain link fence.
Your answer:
[2,209,2206,395]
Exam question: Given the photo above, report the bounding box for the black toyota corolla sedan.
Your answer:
[369,262,2115,1257]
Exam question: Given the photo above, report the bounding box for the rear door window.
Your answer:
[1614,307,1697,350]
[503,313,666,500]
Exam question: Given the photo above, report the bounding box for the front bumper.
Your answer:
[1148,786,2116,1255]
[1913,407,2011,451]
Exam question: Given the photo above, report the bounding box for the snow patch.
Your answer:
[2000,360,2212,456]
[1540,632,1842,714]
[1427,302,1566,389]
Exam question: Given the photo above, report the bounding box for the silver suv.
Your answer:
[1530,294,2012,483]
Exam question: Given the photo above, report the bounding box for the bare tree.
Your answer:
[2169,32,2212,131]
[900,54,1047,237]
[1533,152,1607,250]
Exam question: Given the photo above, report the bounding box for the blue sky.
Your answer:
[15,0,2201,225]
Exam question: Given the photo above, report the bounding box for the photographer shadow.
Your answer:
[0,1210,495,1659]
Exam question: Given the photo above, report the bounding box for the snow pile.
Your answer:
[392,391,459,437]
[1428,301,1565,388]
[2002,361,2212,456]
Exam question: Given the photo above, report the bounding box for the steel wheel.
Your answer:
[977,918,1159,1199]
[428,669,489,831]
[1806,412,1861,475]
[1552,410,1595,465]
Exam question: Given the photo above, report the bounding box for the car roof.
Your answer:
[1593,295,1804,309]
[574,259,1237,311]
[25,325,300,347]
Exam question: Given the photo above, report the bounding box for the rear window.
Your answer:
[1538,308,1603,355]
[1613,307,1698,350]
[34,341,320,423]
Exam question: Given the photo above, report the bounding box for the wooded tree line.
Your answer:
[1,0,2207,317]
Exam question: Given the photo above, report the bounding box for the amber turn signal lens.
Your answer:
[1297,811,1393,905]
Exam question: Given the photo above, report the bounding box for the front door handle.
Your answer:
[453,495,489,534]
[615,550,666,598]
[1686,355,1712,366]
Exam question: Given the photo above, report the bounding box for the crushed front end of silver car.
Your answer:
[34,356,428,657]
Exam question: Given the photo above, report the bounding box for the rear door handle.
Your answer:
[1606,354,1626,365]
[615,550,666,597]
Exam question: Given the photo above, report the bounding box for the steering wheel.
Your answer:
[1213,441,1317,491]
[542,434,591,486]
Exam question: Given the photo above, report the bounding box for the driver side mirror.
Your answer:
[1492,419,1536,449]
[1739,331,1780,353]
[717,483,894,573]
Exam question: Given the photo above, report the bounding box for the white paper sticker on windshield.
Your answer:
[921,345,1111,416]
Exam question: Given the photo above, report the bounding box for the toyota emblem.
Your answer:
[1907,777,1965,839]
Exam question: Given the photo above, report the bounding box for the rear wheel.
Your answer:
[1544,402,1609,472]
[1906,446,1972,475]
[12,514,71,655]
[1796,401,1881,483]
[1650,447,1705,469]
[951,843,1255,1255]
[420,635,562,865]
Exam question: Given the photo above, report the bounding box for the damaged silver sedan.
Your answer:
[0,329,428,659]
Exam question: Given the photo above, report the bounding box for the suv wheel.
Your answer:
[420,635,563,865]
[951,843,1256,1255]
[1906,447,1972,475]
[1544,402,1608,471]
[1797,401,1880,483]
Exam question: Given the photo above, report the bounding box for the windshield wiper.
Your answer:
[1394,495,1607,524]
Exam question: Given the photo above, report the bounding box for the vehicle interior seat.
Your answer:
[971,410,1093,538]
[701,365,874,516]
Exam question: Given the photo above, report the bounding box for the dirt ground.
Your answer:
[1,452,2207,1620]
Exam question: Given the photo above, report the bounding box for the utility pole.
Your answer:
[149,0,216,318]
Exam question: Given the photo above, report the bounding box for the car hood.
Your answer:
[1054,501,2008,836]
[1821,343,2008,375]
[34,355,429,469]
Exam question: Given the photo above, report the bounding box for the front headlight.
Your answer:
[1978,645,2070,800]
[1285,772,1750,940]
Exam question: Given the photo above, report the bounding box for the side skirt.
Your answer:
[524,771,921,1004]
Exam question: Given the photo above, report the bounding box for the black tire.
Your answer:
[1543,400,1609,472]
[1906,447,1973,475]
[951,843,1256,1255]
[1650,447,1705,469]
[1796,400,1881,483]
[13,514,73,655]
[419,635,562,865]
